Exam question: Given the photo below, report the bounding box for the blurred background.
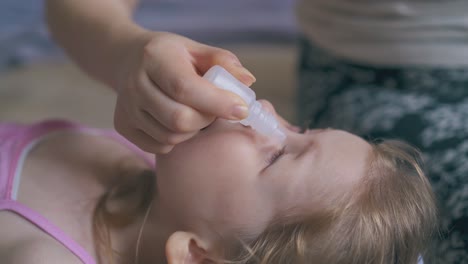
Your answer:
[0,0,299,128]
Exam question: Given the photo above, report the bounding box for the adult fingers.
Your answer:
[114,104,175,153]
[136,108,199,145]
[139,73,215,133]
[193,46,256,86]
[146,48,250,121]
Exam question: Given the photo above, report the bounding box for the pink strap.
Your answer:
[0,200,96,264]
[6,120,81,199]
[1,119,154,263]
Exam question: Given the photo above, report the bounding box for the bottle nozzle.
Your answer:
[204,65,286,142]
[272,126,287,142]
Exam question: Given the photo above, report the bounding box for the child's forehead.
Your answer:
[286,135,372,215]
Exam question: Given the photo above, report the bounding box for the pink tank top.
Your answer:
[0,119,155,264]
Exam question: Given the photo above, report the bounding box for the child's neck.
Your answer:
[118,195,178,264]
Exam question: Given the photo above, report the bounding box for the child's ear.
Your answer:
[166,231,213,264]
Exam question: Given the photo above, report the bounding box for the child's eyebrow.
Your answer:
[296,139,317,160]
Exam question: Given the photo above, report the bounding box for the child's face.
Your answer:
[156,101,372,240]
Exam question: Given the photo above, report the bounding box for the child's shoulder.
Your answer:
[1,239,81,264]
[0,212,81,264]
[0,119,86,143]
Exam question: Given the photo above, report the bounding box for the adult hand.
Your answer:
[114,31,256,153]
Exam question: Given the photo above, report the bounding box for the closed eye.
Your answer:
[266,146,286,166]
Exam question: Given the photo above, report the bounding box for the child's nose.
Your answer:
[251,126,284,149]
[257,99,277,116]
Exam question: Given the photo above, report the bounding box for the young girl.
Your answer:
[0,101,437,264]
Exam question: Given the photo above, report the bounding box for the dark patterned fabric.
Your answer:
[298,38,468,264]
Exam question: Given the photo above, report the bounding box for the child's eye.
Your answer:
[266,146,286,165]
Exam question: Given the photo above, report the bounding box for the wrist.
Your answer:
[103,22,150,90]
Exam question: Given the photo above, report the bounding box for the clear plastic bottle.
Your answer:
[203,65,286,142]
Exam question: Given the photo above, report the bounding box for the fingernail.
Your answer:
[238,67,256,84]
[233,60,243,67]
[231,104,249,119]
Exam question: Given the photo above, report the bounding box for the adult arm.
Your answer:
[45,0,256,153]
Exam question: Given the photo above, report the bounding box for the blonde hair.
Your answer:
[92,140,438,264]
[93,165,155,264]
[231,140,439,264]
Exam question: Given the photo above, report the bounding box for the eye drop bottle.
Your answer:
[203,65,286,142]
